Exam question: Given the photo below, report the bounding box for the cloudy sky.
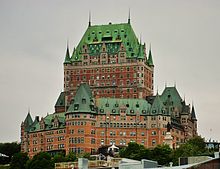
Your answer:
[0,0,219,143]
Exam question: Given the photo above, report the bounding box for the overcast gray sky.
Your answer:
[0,0,219,143]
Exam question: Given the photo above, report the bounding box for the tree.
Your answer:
[172,136,209,165]
[0,142,20,164]
[77,153,90,159]
[150,144,172,166]
[65,152,77,162]
[53,153,66,163]
[119,142,150,161]
[9,152,29,169]
[26,152,54,169]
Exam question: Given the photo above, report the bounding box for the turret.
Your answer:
[64,44,71,64]
[191,104,197,121]
[147,45,154,67]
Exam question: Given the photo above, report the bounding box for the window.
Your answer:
[152,139,156,146]
[151,131,157,135]
[82,98,86,104]
[91,138,96,144]
[101,131,105,136]
[78,129,84,134]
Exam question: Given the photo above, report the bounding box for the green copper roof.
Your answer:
[55,92,66,107]
[64,46,71,64]
[96,98,151,115]
[191,105,197,120]
[70,22,142,61]
[67,83,95,114]
[160,86,182,110]
[150,93,166,115]
[24,112,33,132]
[30,113,65,132]
[147,47,154,66]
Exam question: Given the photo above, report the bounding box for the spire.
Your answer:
[147,44,154,67]
[138,35,144,58]
[139,34,142,45]
[89,11,91,27]
[128,8,131,24]
[64,43,71,64]
[191,103,197,120]
[24,111,33,131]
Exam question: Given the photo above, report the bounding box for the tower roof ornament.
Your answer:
[128,8,131,24]
[89,11,91,27]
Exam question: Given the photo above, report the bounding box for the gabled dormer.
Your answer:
[150,93,166,115]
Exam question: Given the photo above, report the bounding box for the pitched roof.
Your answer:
[150,93,166,115]
[96,98,151,115]
[29,113,65,132]
[55,92,65,107]
[64,45,71,64]
[147,47,154,66]
[67,83,95,114]
[160,86,182,109]
[70,22,142,61]
[191,105,197,120]
[24,112,33,132]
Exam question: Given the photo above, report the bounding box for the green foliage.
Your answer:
[119,142,150,161]
[9,152,29,169]
[53,153,66,163]
[26,152,54,169]
[77,153,90,159]
[0,142,20,165]
[150,144,172,166]
[119,136,209,166]
[65,152,77,162]
[172,136,209,165]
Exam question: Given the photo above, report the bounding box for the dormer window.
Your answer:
[100,109,104,113]
[74,104,79,110]
[82,98,86,104]
[130,110,134,114]
[112,109,116,113]
[90,105,94,111]
[105,103,109,107]
[142,110,146,114]
[115,103,119,107]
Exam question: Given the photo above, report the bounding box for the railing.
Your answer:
[55,158,122,169]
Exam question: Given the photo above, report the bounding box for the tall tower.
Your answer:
[63,20,154,106]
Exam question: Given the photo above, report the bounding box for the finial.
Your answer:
[89,11,91,27]
[67,39,69,49]
[128,8,131,24]
[156,85,159,95]
[28,107,30,114]
[165,81,167,88]
[140,34,142,45]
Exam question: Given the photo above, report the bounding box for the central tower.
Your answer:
[63,19,154,107]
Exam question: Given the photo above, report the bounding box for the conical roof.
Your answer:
[24,112,33,132]
[67,83,95,114]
